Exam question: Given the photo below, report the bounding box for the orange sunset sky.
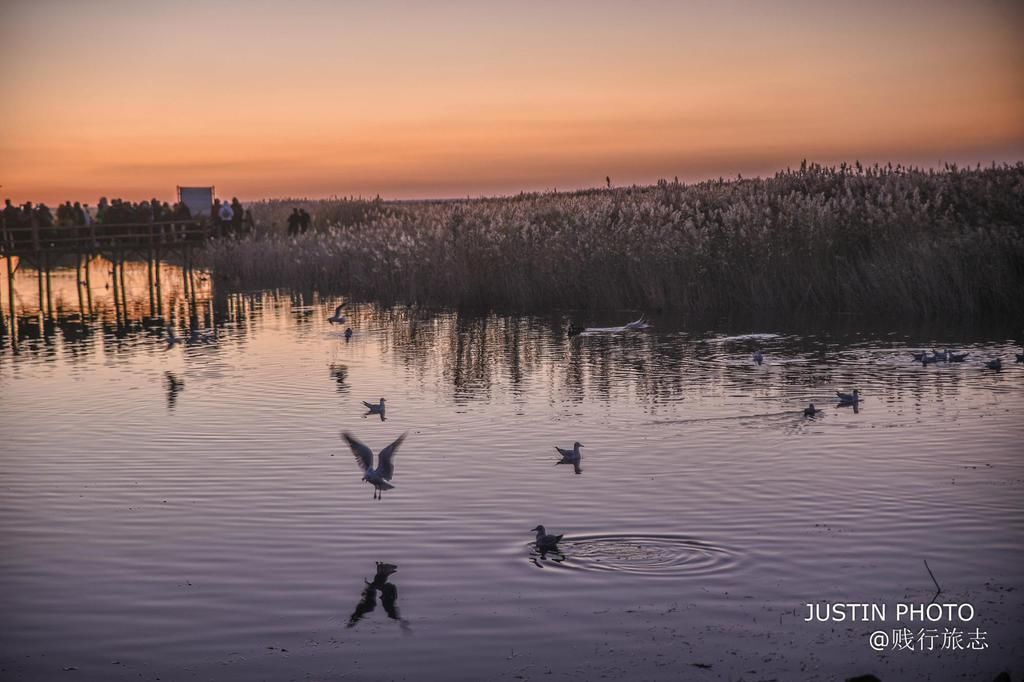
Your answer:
[2,0,1023,204]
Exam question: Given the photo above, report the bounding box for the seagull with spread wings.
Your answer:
[343,432,407,499]
[328,302,347,324]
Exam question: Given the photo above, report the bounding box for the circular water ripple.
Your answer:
[530,534,740,577]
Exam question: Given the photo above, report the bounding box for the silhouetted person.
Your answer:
[212,198,222,232]
[35,203,54,227]
[218,200,233,235]
[57,201,73,226]
[242,208,255,235]
[96,197,109,223]
[230,198,243,236]
[298,208,311,234]
[2,199,19,228]
[287,208,301,236]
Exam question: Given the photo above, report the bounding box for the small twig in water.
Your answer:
[924,559,942,595]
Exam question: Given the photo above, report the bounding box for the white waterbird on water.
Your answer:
[328,303,347,324]
[554,442,583,474]
[532,525,563,552]
[836,389,861,404]
[363,398,386,420]
[582,316,653,334]
[343,432,407,499]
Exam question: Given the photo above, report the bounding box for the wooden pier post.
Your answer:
[36,259,44,317]
[111,256,122,326]
[75,254,85,319]
[154,250,163,318]
[84,255,94,318]
[44,252,53,320]
[118,252,128,319]
[5,256,16,347]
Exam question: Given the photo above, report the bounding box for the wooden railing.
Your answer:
[0,219,217,255]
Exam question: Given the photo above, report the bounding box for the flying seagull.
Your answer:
[328,303,347,325]
[554,442,583,474]
[752,350,764,365]
[343,432,407,499]
[803,403,820,417]
[949,352,969,363]
[532,525,563,552]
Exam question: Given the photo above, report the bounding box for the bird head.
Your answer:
[574,442,583,449]
[531,525,545,533]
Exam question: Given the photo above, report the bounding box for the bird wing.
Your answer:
[362,401,375,409]
[377,432,407,480]
[554,446,572,459]
[342,432,374,472]
[333,304,346,317]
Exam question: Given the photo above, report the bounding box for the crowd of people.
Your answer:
[1,196,255,243]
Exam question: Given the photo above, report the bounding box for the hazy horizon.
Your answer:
[2,0,1023,205]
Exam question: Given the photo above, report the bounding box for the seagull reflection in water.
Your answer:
[329,364,349,394]
[347,562,409,631]
[165,371,184,409]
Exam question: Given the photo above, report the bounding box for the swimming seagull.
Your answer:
[363,398,386,420]
[803,403,820,417]
[1016,351,1024,363]
[985,358,1002,370]
[554,442,583,474]
[623,316,652,331]
[836,389,861,405]
[345,327,353,341]
[343,431,407,499]
[532,525,563,552]
[752,350,764,365]
[328,303,347,325]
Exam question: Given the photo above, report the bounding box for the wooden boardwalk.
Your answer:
[1,220,218,346]
[0,219,212,258]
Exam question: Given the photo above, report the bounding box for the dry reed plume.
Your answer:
[204,162,1024,319]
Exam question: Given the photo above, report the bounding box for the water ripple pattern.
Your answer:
[531,534,741,577]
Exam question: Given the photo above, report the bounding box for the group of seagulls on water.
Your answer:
[320,308,1019,558]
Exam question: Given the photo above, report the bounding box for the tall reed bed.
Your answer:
[207,163,1024,318]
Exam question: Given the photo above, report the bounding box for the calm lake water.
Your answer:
[1,259,1022,681]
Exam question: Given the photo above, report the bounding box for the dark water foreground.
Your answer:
[1,261,1022,681]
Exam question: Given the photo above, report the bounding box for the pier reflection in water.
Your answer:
[1,260,1023,681]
